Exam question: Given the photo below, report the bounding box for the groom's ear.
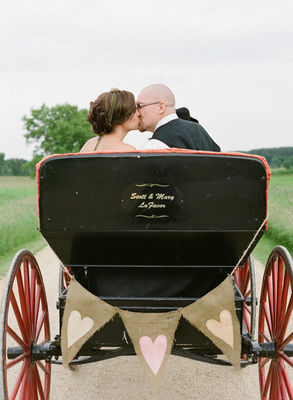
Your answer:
[158,101,167,114]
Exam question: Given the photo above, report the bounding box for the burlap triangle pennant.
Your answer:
[61,279,117,367]
[181,275,241,368]
[119,309,181,393]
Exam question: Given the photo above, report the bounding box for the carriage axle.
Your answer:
[7,341,60,363]
[7,341,293,365]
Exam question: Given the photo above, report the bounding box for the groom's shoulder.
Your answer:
[166,118,201,131]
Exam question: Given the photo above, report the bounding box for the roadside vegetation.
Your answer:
[0,176,45,276]
[253,169,293,265]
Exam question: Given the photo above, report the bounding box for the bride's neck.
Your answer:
[108,125,127,141]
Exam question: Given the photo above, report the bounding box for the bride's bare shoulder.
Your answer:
[80,137,98,153]
[120,143,136,151]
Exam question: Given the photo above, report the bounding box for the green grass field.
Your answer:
[0,176,45,276]
[252,170,293,265]
[0,170,292,277]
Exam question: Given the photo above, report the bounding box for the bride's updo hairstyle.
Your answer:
[86,88,136,136]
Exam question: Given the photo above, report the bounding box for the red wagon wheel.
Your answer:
[234,254,256,339]
[0,249,51,400]
[258,246,293,400]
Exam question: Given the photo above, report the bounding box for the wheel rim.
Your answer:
[258,246,293,400]
[234,255,256,339]
[0,250,51,399]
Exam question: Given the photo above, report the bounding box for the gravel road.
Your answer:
[1,245,267,400]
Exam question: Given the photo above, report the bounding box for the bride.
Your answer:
[80,88,139,152]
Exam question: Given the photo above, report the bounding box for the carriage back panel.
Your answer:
[37,150,269,298]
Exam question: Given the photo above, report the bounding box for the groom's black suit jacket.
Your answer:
[152,118,221,152]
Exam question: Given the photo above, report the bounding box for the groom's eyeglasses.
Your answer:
[136,101,166,109]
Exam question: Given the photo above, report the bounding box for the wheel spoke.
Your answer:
[276,359,287,399]
[20,363,30,400]
[243,302,251,315]
[243,309,250,332]
[9,358,30,400]
[30,266,37,334]
[278,272,290,338]
[7,325,28,350]
[243,270,249,294]
[28,365,37,400]
[23,260,32,336]
[7,352,29,369]
[9,290,30,344]
[272,259,278,335]
[279,366,288,400]
[259,356,270,369]
[260,329,271,344]
[276,367,282,400]
[35,310,48,343]
[16,269,31,341]
[240,263,249,294]
[279,351,293,368]
[35,365,46,400]
[279,331,293,351]
[274,362,281,400]
[276,258,284,338]
[34,284,42,335]
[243,288,251,302]
[269,362,278,400]
[266,273,275,336]
[262,360,273,398]
[37,360,51,376]
[261,301,273,339]
[279,293,293,343]
[280,360,293,400]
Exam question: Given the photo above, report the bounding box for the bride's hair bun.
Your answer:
[86,89,136,136]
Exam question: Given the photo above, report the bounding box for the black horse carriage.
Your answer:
[1,149,293,399]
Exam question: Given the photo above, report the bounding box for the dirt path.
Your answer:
[1,246,266,400]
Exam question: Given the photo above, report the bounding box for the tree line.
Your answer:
[1,103,93,177]
[245,147,293,169]
[1,103,293,176]
[0,153,32,176]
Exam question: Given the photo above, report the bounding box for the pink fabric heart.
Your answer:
[139,335,167,375]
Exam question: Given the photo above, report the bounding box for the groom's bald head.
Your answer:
[136,84,176,132]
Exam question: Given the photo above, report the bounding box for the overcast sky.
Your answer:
[1,0,292,160]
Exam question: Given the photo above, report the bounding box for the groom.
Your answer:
[136,84,220,151]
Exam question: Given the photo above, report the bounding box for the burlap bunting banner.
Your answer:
[120,309,181,392]
[61,279,117,367]
[181,275,241,369]
[61,275,241,390]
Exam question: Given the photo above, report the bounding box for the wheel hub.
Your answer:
[260,340,277,361]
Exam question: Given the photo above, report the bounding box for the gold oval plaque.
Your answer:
[121,183,183,219]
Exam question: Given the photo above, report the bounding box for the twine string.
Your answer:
[231,215,268,276]
[60,263,74,280]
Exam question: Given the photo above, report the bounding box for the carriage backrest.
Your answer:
[37,149,270,268]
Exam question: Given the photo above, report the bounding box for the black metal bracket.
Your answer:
[49,347,136,366]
